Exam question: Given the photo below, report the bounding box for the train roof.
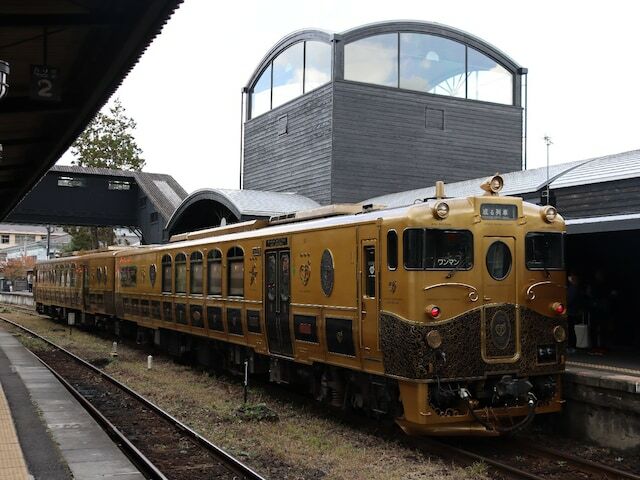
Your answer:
[115,192,559,258]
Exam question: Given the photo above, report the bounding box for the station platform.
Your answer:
[0,326,144,479]
[562,351,640,450]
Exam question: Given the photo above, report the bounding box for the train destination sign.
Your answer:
[266,237,288,248]
[481,204,517,220]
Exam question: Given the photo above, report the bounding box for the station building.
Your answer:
[242,21,526,205]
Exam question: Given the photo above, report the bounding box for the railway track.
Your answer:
[426,437,640,480]
[3,304,639,480]
[0,313,266,480]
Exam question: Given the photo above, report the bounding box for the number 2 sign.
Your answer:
[30,65,60,102]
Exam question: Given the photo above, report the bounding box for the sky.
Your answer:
[58,0,640,195]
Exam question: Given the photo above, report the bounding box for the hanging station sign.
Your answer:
[30,65,60,102]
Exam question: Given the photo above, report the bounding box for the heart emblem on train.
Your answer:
[490,310,511,350]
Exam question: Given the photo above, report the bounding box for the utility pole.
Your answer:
[543,135,553,205]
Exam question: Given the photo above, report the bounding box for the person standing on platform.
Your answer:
[27,272,33,293]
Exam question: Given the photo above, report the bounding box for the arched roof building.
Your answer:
[243,21,526,205]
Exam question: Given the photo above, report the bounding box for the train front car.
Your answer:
[382,176,566,436]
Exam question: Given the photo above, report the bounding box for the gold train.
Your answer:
[34,176,567,435]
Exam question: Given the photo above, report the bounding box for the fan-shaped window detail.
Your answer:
[400,33,465,98]
[250,40,332,118]
[344,33,398,87]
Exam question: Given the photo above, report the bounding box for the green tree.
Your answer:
[66,98,143,250]
[71,98,145,171]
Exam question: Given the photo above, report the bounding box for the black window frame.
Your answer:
[403,228,474,271]
[227,247,244,297]
[525,232,565,271]
[174,253,187,294]
[207,249,223,296]
[161,254,172,293]
[387,230,398,270]
[189,251,204,295]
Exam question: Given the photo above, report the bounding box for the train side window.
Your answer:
[387,230,398,270]
[120,266,137,287]
[227,247,244,297]
[70,264,76,287]
[189,251,203,295]
[161,255,172,293]
[175,253,187,294]
[364,246,376,297]
[207,249,222,295]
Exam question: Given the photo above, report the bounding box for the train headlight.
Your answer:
[481,174,504,195]
[551,302,565,315]
[541,205,557,223]
[433,201,449,219]
[426,330,442,349]
[553,325,566,343]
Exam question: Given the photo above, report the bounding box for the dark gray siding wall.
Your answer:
[135,194,165,244]
[331,81,522,203]
[553,178,640,219]
[243,84,333,204]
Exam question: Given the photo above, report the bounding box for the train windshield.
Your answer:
[525,232,564,270]
[404,229,473,270]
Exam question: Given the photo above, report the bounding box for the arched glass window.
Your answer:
[344,33,398,87]
[467,47,513,104]
[189,251,203,295]
[344,32,514,105]
[251,64,272,118]
[161,255,172,293]
[272,42,304,108]
[305,41,332,92]
[175,253,187,294]
[227,247,244,297]
[250,40,332,118]
[400,33,465,97]
[207,249,222,295]
[70,264,76,287]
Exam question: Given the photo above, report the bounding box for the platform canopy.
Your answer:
[0,0,182,220]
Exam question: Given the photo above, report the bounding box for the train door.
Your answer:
[265,249,293,357]
[359,225,380,357]
[481,236,518,362]
[481,237,516,303]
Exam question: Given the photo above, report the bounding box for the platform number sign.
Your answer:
[30,65,60,102]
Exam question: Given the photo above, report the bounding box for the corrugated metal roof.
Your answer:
[200,189,320,217]
[550,149,640,189]
[362,160,586,208]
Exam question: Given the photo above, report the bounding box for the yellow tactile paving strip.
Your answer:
[0,383,29,480]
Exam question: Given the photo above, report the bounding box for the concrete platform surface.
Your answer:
[0,383,29,480]
[0,326,145,479]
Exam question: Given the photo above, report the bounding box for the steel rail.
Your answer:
[421,438,547,480]
[0,314,267,480]
[523,442,640,480]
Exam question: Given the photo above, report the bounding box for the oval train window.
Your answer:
[486,241,511,280]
